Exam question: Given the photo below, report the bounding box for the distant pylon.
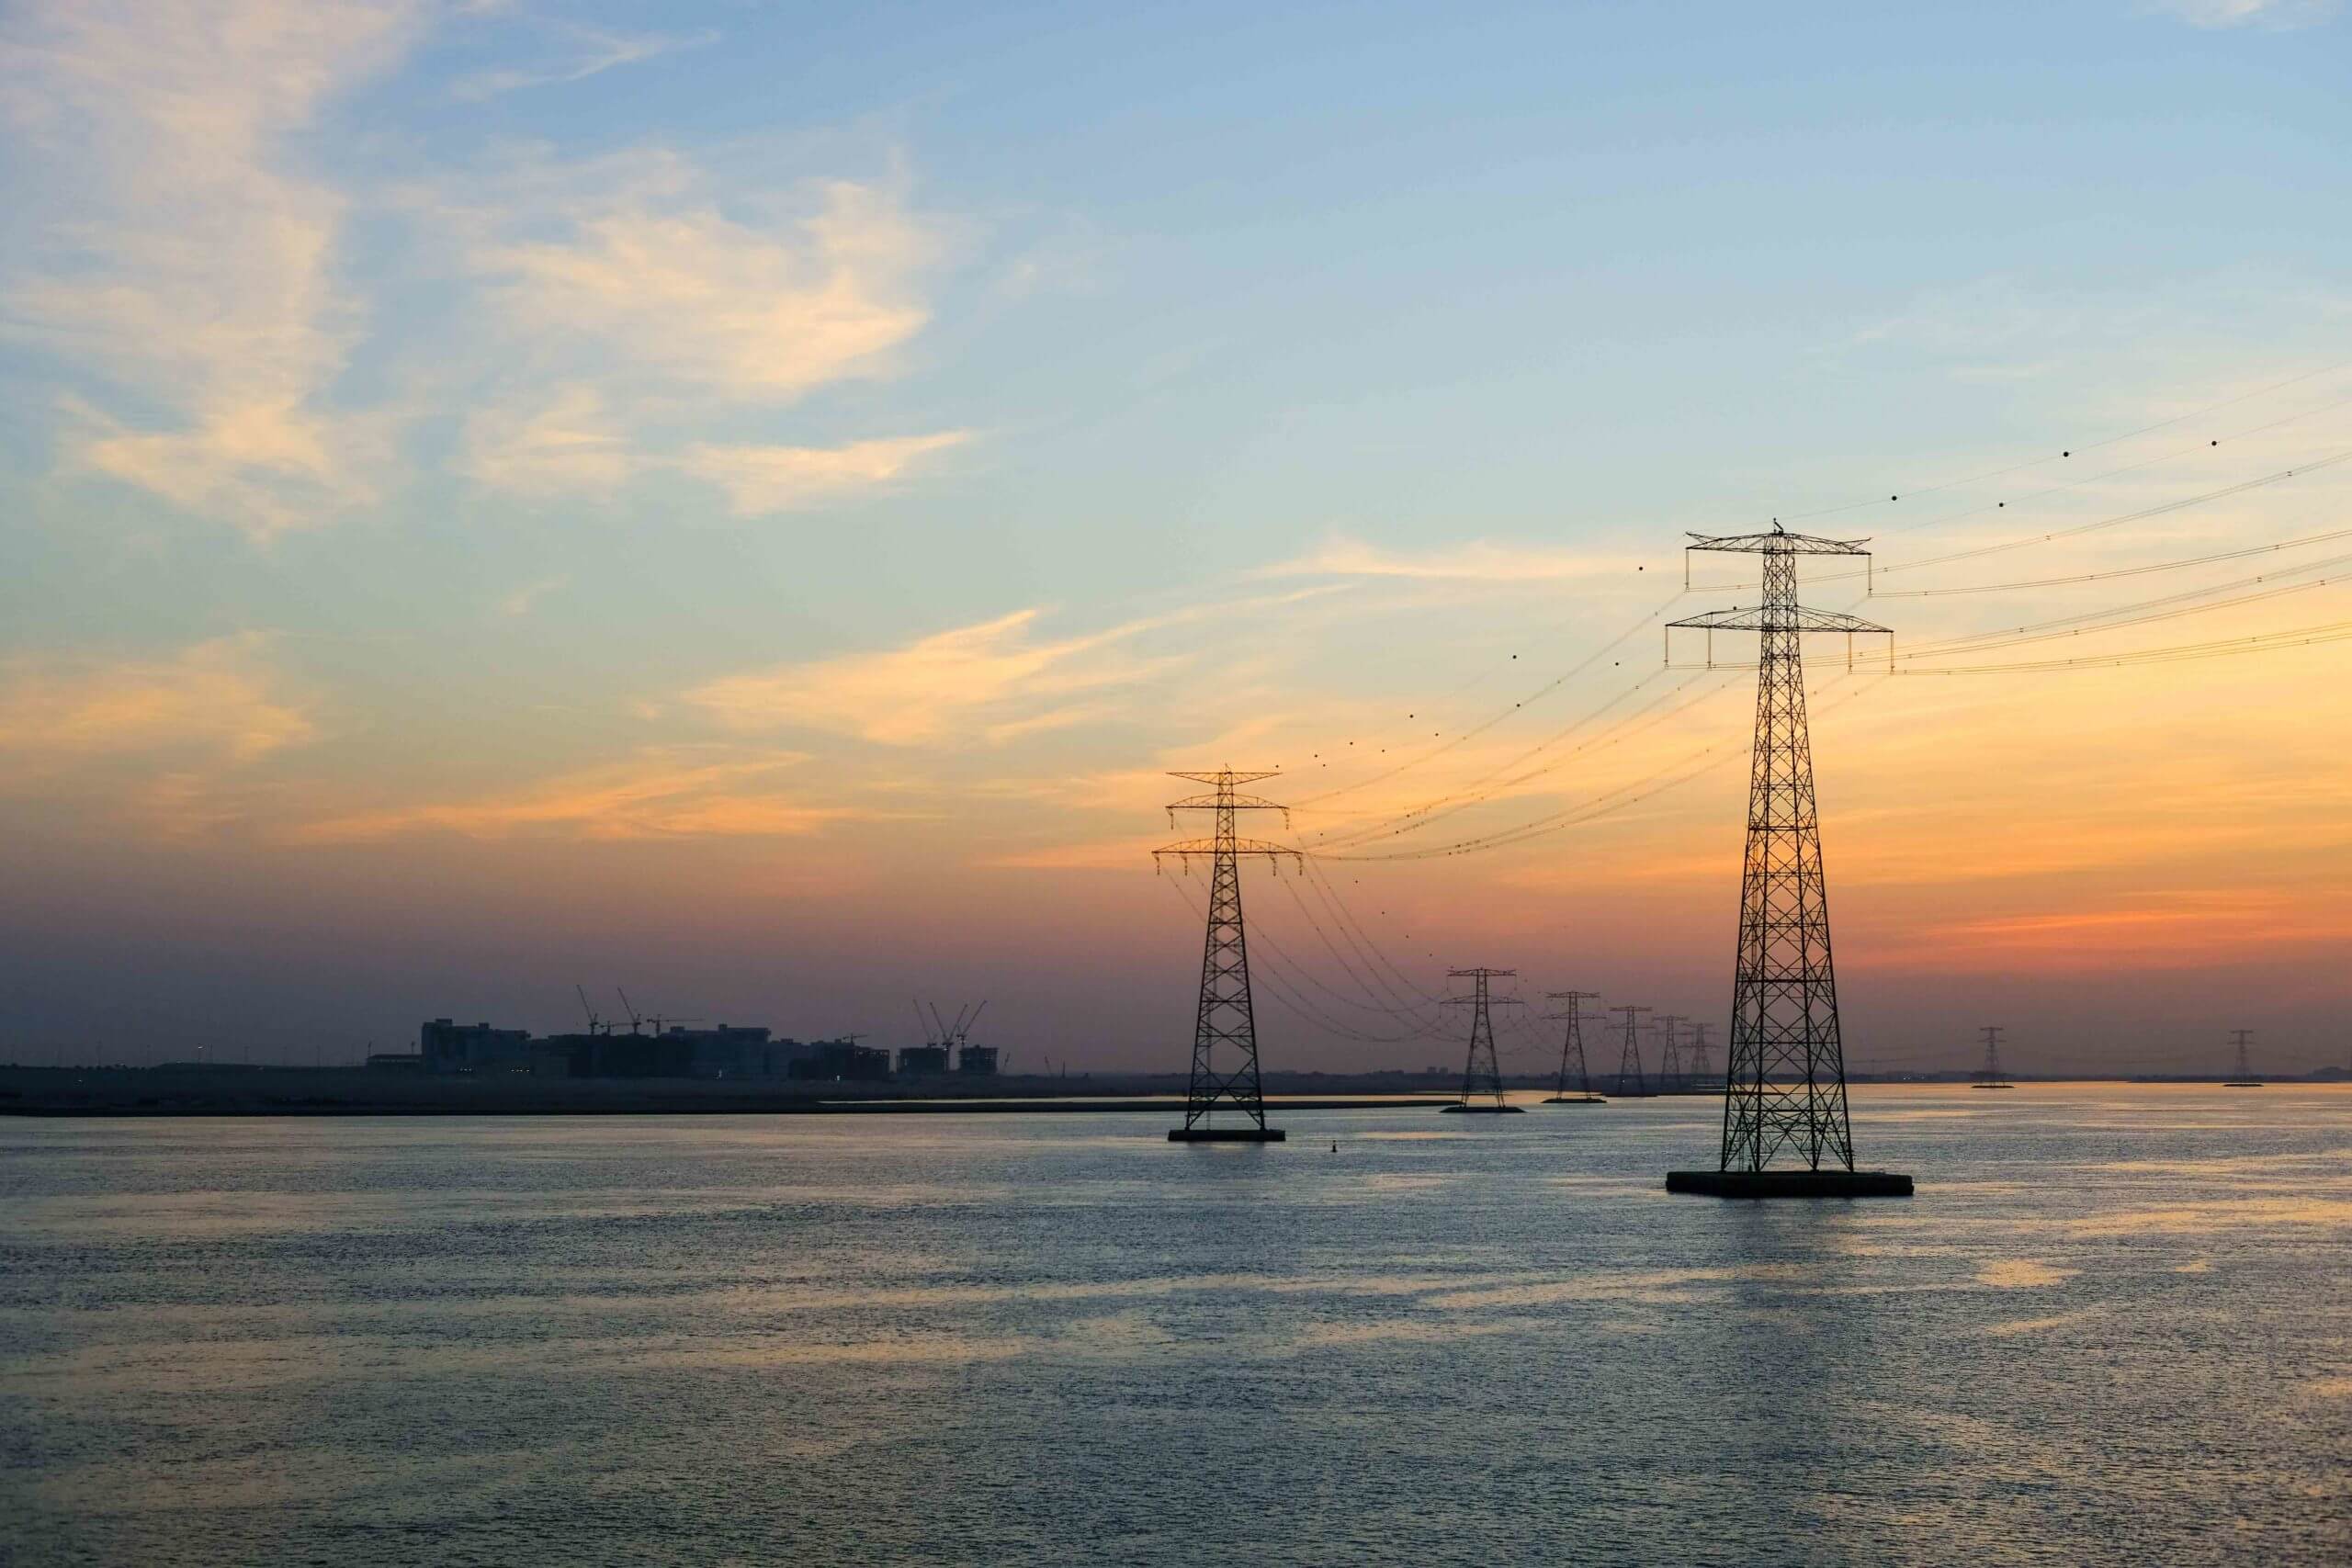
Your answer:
[1668,524,1892,1177]
[1155,769,1300,1143]
[1686,1022,1715,1085]
[1443,968,1524,1112]
[1612,1005,1651,1097]
[2226,1028,2259,1085]
[1544,989,1604,1103]
[1656,1013,1686,1089]
[1974,1025,2013,1089]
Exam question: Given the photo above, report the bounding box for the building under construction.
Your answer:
[416,1019,884,1081]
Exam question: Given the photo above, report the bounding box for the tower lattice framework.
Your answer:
[1445,968,1519,1107]
[1670,525,1889,1173]
[1612,1004,1650,1097]
[1156,770,1299,1135]
[1544,989,1602,1098]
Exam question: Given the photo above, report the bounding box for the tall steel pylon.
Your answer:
[1155,769,1300,1143]
[1670,524,1891,1176]
[1974,1025,2012,1089]
[1544,989,1604,1103]
[1442,968,1524,1112]
[1656,1013,1686,1089]
[1686,1022,1715,1085]
[2226,1028,2259,1085]
[1612,1004,1651,1097]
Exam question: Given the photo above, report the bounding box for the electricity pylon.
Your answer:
[1664,524,1911,1197]
[1686,1022,1715,1085]
[1442,968,1525,1113]
[1656,1013,1686,1089]
[1544,989,1605,1104]
[1612,1005,1651,1097]
[2224,1028,2261,1087]
[1973,1025,2013,1089]
[1155,769,1299,1142]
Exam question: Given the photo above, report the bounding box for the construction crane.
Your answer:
[615,988,645,1035]
[575,985,609,1037]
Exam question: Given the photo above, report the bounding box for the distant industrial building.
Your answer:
[786,1041,892,1083]
[896,1043,952,1076]
[958,1043,1001,1076]
[417,1018,880,1081]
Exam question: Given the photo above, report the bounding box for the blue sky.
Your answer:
[2,1,2349,1067]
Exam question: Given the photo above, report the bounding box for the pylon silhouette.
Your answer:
[1665,524,1911,1197]
[1656,1013,1686,1089]
[1544,989,1605,1104]
[1156,769,1299,1143]
[1442,968,1524,1113]
[1685,1021,1716,1085]
[1611,1005,1651,1097]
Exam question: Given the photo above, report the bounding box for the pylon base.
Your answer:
[1542,1095,1607,1105]
[1169,1126,1286,1142]
[1667,1168,1913,1198]
[1441,1103,1525,1114]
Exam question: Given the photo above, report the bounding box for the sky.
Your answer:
[3,0,2350,1075]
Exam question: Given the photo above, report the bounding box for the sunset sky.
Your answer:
[4,0,2350,1073]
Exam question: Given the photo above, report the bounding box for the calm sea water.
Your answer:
[2,1087,2346,1566]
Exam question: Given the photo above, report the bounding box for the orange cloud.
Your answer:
[288,748,870,843]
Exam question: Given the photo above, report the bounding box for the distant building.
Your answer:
[896,1044,952,1076]
[421,1020,535,1076]
[786,1040,892,1083]
[956,1043,1001,1077]
[366,1053,424,1072]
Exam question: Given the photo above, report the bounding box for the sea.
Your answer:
[2,1085,2346,1566]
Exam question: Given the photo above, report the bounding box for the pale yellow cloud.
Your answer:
[289,748,861,843]
[459,386,636,499]
[680,431,970,515]
[0,634,316,771]
[472,175,935,401]
[1260,534,1642,582]
[3,0,422,535]
[684,609,1182,748]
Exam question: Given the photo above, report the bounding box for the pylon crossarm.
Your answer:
[1684,528,1871,555]
[1668,605,1890,635]
[1165,791,1290,815]
[1155,840,1302,868]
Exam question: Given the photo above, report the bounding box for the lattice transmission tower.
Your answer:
[1544,989,1605,1104]
[1155,769,1299,1143]
[1664,524,1910,1197]
[1973,1025,2013,1089]
[1611,1004,1650,1098]
[1442,968,1525,1113]
[1686,1022,1715,1085]
[1656,1013,1686,1089]
[2224,1028,2260,1087]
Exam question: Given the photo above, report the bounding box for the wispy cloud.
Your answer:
[1259,534,1637,582]
[458,385,635,499]
[450,23,716,102]
[1,0,424,536]
[680,432,971,515]
[468,164,937,401]
[685,609,1170,747]
[289,747,868,842]
[0,633,316,771]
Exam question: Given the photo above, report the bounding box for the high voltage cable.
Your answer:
[1306,667,1674,846]
[1274,875,1450,1022]
[1768,360,2352,526]
[1300,858,1450,1007]
[1900,552,2352,660]
[1890,615,2352,674]
[1869,523,2352,597]
[1314,670,1740,851]
[1317,673,1883,862]
[1161,874,1441,1043]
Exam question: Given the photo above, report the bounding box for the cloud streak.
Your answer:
[2,0,423,536]
[0,633,316,771]
[290,748,866,843]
